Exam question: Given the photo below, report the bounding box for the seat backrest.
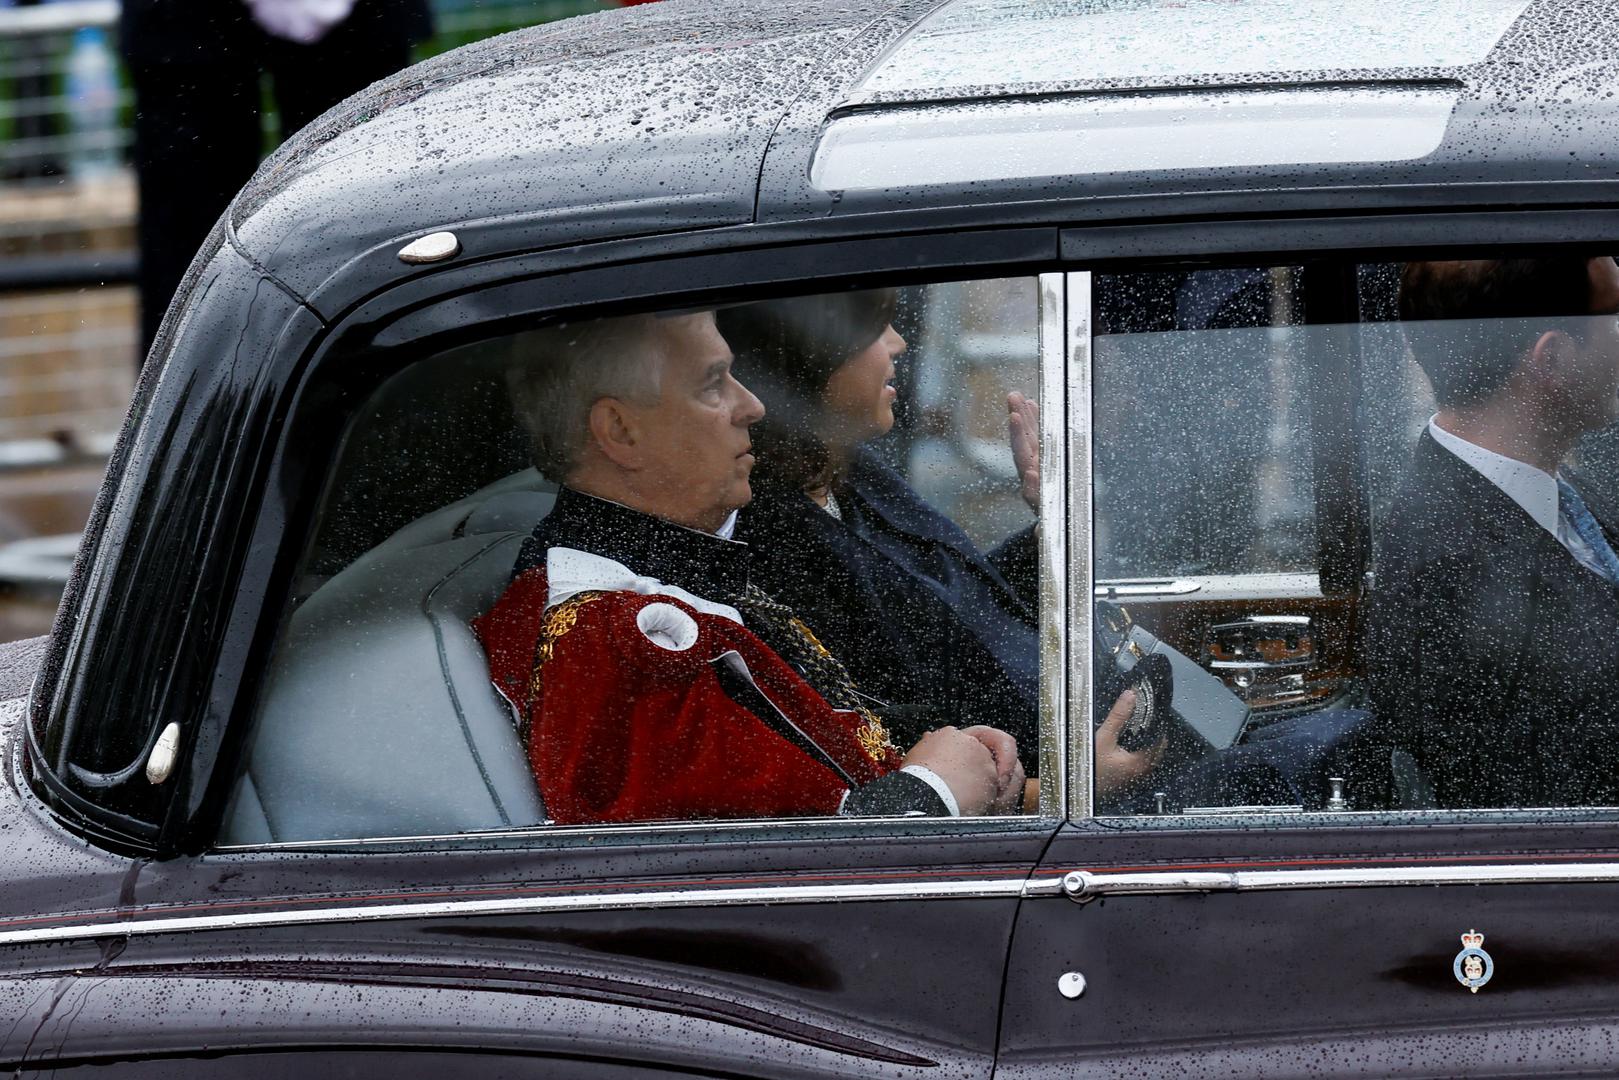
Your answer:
[222,469,555,843]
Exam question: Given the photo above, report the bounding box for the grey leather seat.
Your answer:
[222,469,555,843]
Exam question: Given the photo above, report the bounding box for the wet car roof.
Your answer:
[228,0,1619,310]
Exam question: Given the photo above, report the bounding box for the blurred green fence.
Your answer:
[0,0,627,625]
[426,0,614,56]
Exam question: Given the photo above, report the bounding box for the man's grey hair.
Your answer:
[506,314,665,481]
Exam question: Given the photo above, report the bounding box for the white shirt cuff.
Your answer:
[900,765,960,817]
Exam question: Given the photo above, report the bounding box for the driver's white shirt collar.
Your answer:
[1428,415,1560,538]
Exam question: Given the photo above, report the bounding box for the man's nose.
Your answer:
[735,380,766,425]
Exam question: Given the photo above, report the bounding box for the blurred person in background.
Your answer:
[120,0,432,362]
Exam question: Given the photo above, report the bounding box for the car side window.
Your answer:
[222,278,1051,844]
[1089,257,1619,819]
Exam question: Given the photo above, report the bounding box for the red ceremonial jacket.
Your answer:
[473,556,905,825]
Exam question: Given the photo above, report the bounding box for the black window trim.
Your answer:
[181,227,1069,855]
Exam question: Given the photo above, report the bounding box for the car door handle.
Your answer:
[1094,579,1203,598]
[1061,870,1236,903]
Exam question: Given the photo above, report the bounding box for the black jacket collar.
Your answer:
[844,449,982,556]
[1413,429,1537,546]
[515,486,751,600]
[1412,430,1618,578]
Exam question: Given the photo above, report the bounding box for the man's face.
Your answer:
[620,312,765,532]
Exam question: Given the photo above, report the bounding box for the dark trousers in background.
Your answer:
[123,2,429,361]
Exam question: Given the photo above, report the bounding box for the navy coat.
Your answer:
[740,450,1041,757]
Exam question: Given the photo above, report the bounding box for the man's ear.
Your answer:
[1528,328,1583,386]
[586,397,643,470]
[1528,330,1593,393]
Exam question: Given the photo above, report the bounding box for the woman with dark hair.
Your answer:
[718,290,1162,794]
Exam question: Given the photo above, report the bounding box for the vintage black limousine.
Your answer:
[4,0,1619,1074]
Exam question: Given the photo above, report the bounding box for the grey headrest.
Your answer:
[369,467,554,554]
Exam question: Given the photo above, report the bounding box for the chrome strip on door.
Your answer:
[0,877,1033,947]
[12,861,1619,945]
[1059,863,1619,901]
[1065,271,1095,819]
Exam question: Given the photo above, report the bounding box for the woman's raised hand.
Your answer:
[1007,391,1040,512]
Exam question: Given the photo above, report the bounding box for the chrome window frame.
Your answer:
[217,269,1072,853]
[1061,271,1094,820]
[212,812,1046,854]
[1035,271,1069,817]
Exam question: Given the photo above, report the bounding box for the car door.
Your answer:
[999,258,1619,1076]
[12,837,1039,1077]
[8,249,1074,1077]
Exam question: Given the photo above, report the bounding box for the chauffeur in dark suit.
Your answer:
[1369,257,1619,808]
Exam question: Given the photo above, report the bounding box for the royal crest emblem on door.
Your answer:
[1452,930,1494,993]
